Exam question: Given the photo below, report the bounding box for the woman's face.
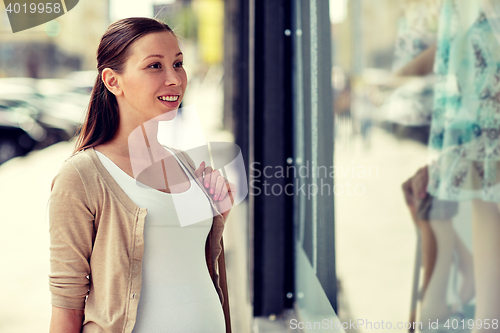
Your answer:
[116,31,187,122]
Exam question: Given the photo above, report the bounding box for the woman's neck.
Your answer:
[100,118,165,159]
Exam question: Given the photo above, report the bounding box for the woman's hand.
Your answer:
[195,161,237,220]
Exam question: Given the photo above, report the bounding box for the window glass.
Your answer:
[331,1,494,332]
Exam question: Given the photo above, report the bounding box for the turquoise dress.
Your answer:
[428,0,500,202]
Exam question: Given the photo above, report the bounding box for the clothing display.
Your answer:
[48,147,231,333]
[96,147,225,333]
[428,0,500,202]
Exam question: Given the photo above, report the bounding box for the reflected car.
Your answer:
[0,78,89,147]
[0,99,46,164]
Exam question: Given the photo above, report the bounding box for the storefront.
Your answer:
[225,0,338,331]
[226,0,484,332]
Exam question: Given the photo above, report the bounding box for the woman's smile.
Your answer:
[158,95,179,102]
[158,94,181,108]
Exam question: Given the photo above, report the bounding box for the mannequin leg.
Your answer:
[420,219,455,322]
[471,199,500,333]
[417,218,438,295]
[420,218,475,321]
[453,229,475,311]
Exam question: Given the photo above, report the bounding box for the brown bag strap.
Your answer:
[218,237,232,333]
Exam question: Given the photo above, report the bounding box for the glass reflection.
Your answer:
[334,0,500,332]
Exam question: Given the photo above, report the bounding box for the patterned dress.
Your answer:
[393,0,441,72]
[385,0,441,126]
[428,0,500,202]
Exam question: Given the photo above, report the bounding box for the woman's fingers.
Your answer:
[208,170,221,195]
[203,166,213,189]
[195,161,206,184]
[195,163,237,204]
[195,163,219,195]
[213,175,225,201]
[217,179,229,202]
[219,182,237,202]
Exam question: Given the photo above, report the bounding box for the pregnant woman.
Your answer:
[48,17,235,332]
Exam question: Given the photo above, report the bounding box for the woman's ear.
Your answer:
[102,68,122,96]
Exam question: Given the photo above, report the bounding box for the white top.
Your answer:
[95,147,226,333]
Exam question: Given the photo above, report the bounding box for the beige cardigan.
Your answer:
[48,147,231,332]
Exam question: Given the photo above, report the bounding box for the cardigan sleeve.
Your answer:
[48,159,96,310]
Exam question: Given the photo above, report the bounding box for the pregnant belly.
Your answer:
[133,219,225,332]
[133,276,226,333]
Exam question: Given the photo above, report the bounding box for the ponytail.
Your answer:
[73,74,119,153]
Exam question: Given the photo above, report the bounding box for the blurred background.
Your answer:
[0,0,474,332]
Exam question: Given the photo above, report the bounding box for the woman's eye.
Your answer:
[148,62,162,69]
[174,61,183,68]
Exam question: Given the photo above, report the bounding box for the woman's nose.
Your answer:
[164,67,182,86]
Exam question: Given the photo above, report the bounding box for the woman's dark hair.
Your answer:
[73,17,174,153]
